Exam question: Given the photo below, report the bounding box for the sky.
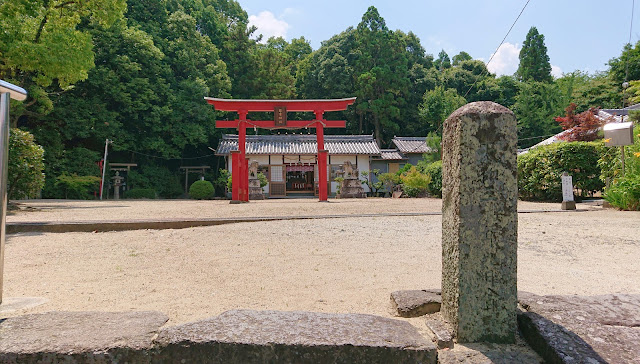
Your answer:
[237,0,639,79]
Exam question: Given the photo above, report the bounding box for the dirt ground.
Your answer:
[2,198,640,326]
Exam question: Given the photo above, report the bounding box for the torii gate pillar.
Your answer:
[207,97,356,203]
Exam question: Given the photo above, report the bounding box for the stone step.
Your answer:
[0,310,437,364]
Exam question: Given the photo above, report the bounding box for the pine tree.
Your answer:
[517,27,553,82]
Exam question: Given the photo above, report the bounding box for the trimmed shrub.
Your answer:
[54,175,101,200]
[124,188,156,199]
[8,129,45,199]
[517,142,604,201]
[189,180,214,199]
[401,166,431,197]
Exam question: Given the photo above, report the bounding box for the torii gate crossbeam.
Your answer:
[206,97,356,203]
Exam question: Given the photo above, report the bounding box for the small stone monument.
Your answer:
[441,102,518,343]
[111,172,124,200]
[336,161,366,198]
[248,161,265,200]
[561,172,576,210]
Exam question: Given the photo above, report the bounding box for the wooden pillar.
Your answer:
[315,111,327,202]
[230,151,240,203]
[238,110,248,202]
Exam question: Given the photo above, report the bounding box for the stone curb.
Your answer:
[7,209,587,234]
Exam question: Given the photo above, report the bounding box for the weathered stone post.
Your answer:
[441,101,518,343]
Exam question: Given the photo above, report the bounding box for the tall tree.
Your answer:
[517,26,552,83]
[353,6,409,145]
[452,51,472,66]
[434,50,451,71]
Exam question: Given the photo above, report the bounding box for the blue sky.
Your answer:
[237,0,638,78]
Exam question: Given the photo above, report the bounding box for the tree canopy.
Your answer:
[517,26,552,83]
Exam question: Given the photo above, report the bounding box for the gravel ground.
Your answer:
[2,198,639,326]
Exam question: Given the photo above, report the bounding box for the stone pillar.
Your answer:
[441,101,518,343]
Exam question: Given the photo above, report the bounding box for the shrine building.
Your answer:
[216,134,380,197]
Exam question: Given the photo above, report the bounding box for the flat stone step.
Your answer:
[155,310,438,363]
[0,310,437,363]
[0,311,168,363]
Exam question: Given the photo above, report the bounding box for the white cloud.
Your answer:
[487,42,520,76]
[551,65,563,78]
[248,11,290,43]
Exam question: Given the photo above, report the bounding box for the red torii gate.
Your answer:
[205,97,356,202]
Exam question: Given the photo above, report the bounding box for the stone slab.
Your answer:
[424,313,454,349]
[155,309,437,363]
[390,289,442,317]
[438,341,543,364]
[0,311,168,363]
[561,201,576,210]
[0,297,47,314]
[518,292,640,364]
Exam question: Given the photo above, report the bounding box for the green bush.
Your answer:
[517,142,604,201]
[401,166,431,197]
[8,129,45,199]
[422,160,442,197]
[189,180,214,199]
[604,174,640,210]
[378,172,402,193]
[124,188,156,199]
[601,124,640,210]
[54,175,101,199]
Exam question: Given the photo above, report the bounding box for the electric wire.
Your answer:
[463,0,532,98]
[114,145,217,160]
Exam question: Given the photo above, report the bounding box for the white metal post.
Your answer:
[0,80,27,304]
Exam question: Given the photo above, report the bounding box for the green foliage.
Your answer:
[54,175,101,200]
[378,172,401,194]
[418,160,443,197]
[517,26,552,83]
[257,172,268,188]
[423,132,442,163]
[608,41,640,85]
[400,166,431,197]
[598,125,640,182]
[599,125,640,211]
[604,174,640,210]
[419,86,466,134]
[127,165,183,198]
[0,0,127,121]
[517,142,605,202]
[189,180,214,199]
[452,51,472,66]
[124,188,156,199]
[214,169,230,196]
[360,169,383,196]
[513,81,564,148]
[8,129,45,199]
[434,50,451,70]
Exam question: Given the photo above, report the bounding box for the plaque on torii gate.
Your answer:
[205,97,356,203]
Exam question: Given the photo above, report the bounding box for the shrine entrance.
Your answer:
[206,97,356,203]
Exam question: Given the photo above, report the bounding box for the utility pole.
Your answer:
[100,139,112,200]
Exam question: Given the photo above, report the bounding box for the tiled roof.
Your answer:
[392,137,433,154]
[374,149,406,160]
[216,134,381,155]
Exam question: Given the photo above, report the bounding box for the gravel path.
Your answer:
[2,199,639,326]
